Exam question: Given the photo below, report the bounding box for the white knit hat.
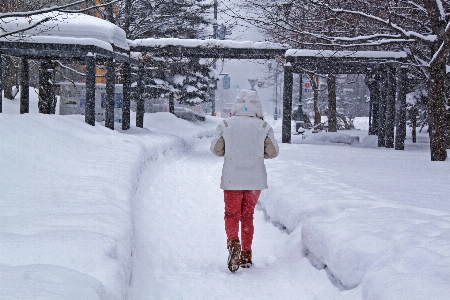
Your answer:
[231,90,263,118]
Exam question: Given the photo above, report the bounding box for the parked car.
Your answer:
[174,107,205,122]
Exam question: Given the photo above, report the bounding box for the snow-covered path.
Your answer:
[128,137,360,300]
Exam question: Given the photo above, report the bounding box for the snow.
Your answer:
[1,13,129,51]
[130,38,288,49]
[286,49,408,59]
[1,92,450,299]
[301,132,360,146]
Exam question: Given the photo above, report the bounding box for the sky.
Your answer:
[211,1,278,116]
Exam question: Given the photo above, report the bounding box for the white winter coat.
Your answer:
[210,90,279,190]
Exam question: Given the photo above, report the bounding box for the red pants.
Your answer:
[224,190,261,252]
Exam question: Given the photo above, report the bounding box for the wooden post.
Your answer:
[38,60,55,114]
[105,58,115,130]
[85,53,96,126]
[369,85,376,135]
[282,62,293,143]
[372,72,381,136]
[136,65,145,128]
[366,71,378,135]
[122,61,131,130]
[385,66,396,148]
[20,58,29,114]
[378,67,387,147]
[327,74,337,132]
[395,67,407,150]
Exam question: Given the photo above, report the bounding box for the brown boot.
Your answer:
[240,250,252,268]
[227,237,241,273]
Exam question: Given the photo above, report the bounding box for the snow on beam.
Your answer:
[130,38,288,50]
[0,36,114,52]
[286,49,407,59]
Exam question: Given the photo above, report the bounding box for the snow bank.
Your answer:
[302,206,450,293]
[301,131,360,145]
[353,117,370,131]
[359,135,378,148]
[261,122,450,300]
[0,93,215,298]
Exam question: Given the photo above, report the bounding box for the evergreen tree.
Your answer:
[117,0,217,110]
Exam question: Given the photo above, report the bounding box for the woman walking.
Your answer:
[210,89,279,273]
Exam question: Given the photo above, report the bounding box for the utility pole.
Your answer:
[211,0,218,116]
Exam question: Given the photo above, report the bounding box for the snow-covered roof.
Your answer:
[286,49,407,59]
[130,38,287,50]
[1,13,129,51]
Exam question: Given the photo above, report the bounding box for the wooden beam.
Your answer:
[395,67,408,150]
[136,65,145,128]
[20,58,29,114]
[378,67,388,147]
[385,67,396,148]
[105,58,115,130]
[122,61,131,130]
[85,54,96,126]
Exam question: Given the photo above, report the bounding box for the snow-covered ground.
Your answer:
[1,93,449,299]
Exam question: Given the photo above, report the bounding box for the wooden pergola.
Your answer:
[0,39,137,130]
[0,37,287,130]
[1,36,410,152]
[282,50,408,150]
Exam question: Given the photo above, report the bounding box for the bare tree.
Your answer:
[236,0,449,161]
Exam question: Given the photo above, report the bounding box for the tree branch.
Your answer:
[311,0,437,43]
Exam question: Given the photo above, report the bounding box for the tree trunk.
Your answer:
[327,74,337,132]
[311,74,321,127]
[446,110,450,149]
[123,0,132,38]
[427,59,447,161]
[424,0,448,160]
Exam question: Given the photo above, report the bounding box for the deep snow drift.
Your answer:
[1,94,449,299]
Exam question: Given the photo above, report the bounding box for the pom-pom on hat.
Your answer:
[231,90,263,118]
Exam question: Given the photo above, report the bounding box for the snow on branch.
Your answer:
[60,0,121,14]
[0,15,52,39]
[285,49,407,59]
[0,1,84,18]
[317,2,437,43]
[435,0,446,21]
[429,20,450,66]
[0,0,120,18]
